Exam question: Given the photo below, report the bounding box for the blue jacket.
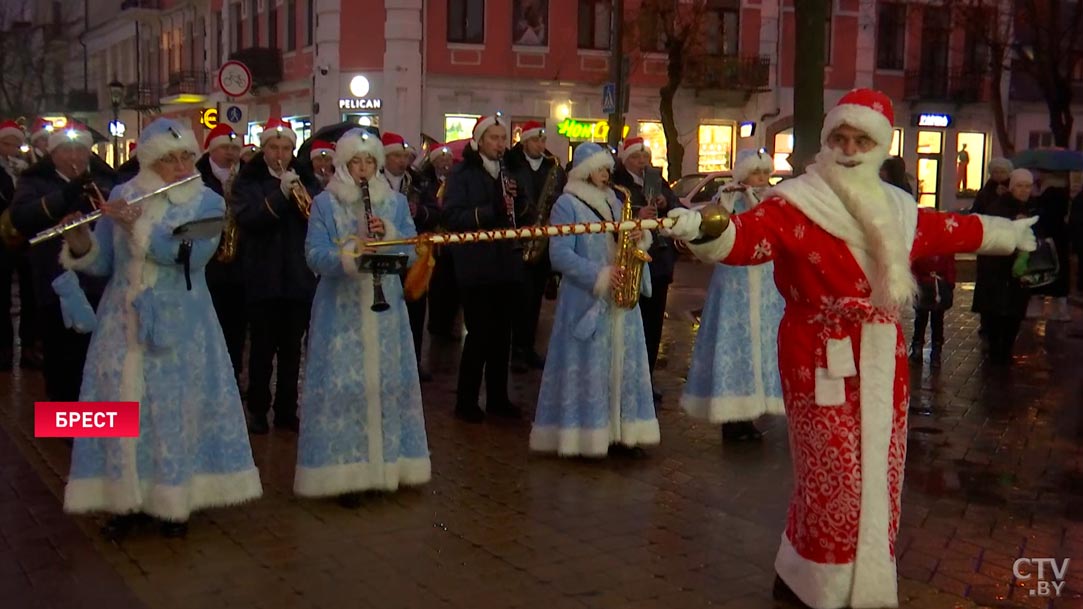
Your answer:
[10,157,115,309]
[231,152,317,304]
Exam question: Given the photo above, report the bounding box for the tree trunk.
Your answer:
[988,45,1015,157]
[660,38,686,181]
[1046,76,1074,148]
[791,0,827,174]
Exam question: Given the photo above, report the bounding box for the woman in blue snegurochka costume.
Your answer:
[529,142,659,458]
[58,118,261,539]
[680,150,786,443]
[294,129,430,508]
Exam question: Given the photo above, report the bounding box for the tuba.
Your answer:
[521,158,560,263]
[215,164,240,263]
[611,184,651,309]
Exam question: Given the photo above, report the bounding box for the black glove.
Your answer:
[61,174,94,208]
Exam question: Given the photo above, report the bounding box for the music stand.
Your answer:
[171,216,227,290]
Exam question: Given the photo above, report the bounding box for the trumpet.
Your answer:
[29,174,201,245]
[276,158,312,219]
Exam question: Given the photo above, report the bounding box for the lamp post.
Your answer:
[108,79,124,165]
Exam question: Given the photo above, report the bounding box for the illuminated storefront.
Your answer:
[445,114,479,142]
[915,130,943,209]
[697,124,735,173]
[637,121,668,177]
[956,132,986,193]
[340,75,382,128]
[555,118,629,159]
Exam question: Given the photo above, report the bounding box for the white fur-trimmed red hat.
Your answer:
[47,121,93,152]
[259,117,297,146]
[0,120,24,142]
[381,132,410,155]
[732,149,774,183]
[519,120,545,142]
[820,88,895,149]
[31,118,53,143]
[471,113,509,150]
[310,139,335,160]
[204,124,240,152]
[428,142,451,161]
[618,137,648,161]
[335,129,384,169]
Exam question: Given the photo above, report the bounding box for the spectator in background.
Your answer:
[970,158,1013,215]
[910,252,956,367]
[1027,171,1072,321]
[880,156,912,195]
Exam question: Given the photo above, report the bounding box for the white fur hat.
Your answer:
[732,149,774,183]
[135,118,200,166]
[335,129,384,169]
[47,123,93,152]
[568,142,615,181]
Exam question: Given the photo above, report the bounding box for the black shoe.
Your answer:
[929,346,942,367]
[523,350,545,370]
[159,521,188,538]
[19,347,42,370]
[100,513,148,541]
[455,404,485,423]
[773,575,813,609]
[721,421,763,442]
[248,415,270,435]
[608,444,648,458]
[488,400,521,419]
[274,415,300,433]
[337,492,363,509]
[908,344,923,364]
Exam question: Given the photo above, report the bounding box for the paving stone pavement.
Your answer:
[0,258,1081,609]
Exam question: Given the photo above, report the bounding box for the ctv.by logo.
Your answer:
[1013,558,1070,597]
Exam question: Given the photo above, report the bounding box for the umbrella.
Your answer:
[296,121,380,163]
[1012,148,1083,172]
[444,138,472,163]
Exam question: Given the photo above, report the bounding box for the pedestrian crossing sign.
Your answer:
[602,83,617,115]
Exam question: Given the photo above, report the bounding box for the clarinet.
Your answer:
[498,156,522,250]
[359,178,391,312]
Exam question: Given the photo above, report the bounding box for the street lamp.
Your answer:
[108,79,124,165]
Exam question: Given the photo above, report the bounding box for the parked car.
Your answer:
[671,171,790,209]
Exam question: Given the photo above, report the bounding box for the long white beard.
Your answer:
[809,146,916,309]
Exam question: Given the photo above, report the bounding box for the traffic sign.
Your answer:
[602,83,617,115]
[217,102,247,132]
[218,61,252,98]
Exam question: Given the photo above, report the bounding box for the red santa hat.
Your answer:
[310,139,335,160]
[470,112,509,150]
[519,120,546,142]
[259,118,297,146]
[618,137,648,161]
[0,120,24,142]
[31,118,53,143]
[381,132,410,155]
[47,121,93,152]
[820,88,894,150]
[204,124,240,152]
[427,142,452,161]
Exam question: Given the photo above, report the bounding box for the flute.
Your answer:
[29,174,201,245]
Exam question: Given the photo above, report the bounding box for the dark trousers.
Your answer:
[512,260,549,355]
[427,252,459,336]
[0,253,37,353]
[639,278,672,376]
[457,283,515,408]
[40,304,91,401]
[208,282,246,384]
[247,299,309,421]
[986,314,1024,362]
[406,295,426,365]
[913,309,945,346]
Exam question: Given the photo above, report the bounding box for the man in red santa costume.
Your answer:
[665,89,1038,609]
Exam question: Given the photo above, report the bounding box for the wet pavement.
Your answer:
[1,258,1082,609]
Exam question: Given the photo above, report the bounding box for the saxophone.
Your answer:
[521,160,560,263]
[611,184,651,309]
[215,164,240,263]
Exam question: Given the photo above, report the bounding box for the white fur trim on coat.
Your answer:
[294,458,431,497]
[820,104,893,150]
[686,222,737,263]
[563,181,615,221]
[64,469,263,522]
[568,149,616,181]
[681,394,786,423]
[976,214,1020,255]
[59,234,101,272]
[136,128,200,167]
[593,265,613,297]
[529,420,660,458]
[340,239,361,276]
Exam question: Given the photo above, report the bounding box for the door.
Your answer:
[916,130,944,209]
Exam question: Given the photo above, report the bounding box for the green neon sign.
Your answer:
[556,118,631,141]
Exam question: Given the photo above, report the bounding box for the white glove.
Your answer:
[661,207,702,241]
[1013,216,1039,252]
[279,169,301,197]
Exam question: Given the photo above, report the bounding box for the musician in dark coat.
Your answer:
[9,123,116,401]
[611,137,679,400]
[381,132,435,381]
[419,143,460,340]
[230,119,318,434]
[197,124,245,387]
[1031,171,1072,321]
[443,114,529,423]
[504,122,566,372]
[0,121,41,370]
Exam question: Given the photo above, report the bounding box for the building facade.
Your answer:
[45,0,1083,212]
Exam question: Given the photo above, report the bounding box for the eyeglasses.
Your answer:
[158,152,196,166]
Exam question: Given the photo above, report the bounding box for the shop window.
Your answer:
[890,129,903,157]
[773,129,793,172]
[697,124,734,173]
[917,130,942,154]
[956,132,985,193]
[448,0,485,44]
[578,0,611,50]
[703,1,739,57]
[445,114,479,142]
[916,157,940,208]
[637,121,668,178]
[289,117,311,154]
